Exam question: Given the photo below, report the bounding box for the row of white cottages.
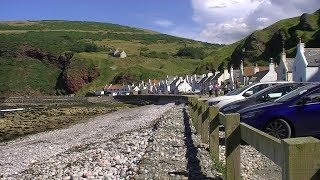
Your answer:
[102,41,320,95]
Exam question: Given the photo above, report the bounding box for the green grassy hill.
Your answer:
[195,9,320,73]
[0,20,222,96]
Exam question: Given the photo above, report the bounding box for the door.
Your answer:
[289,88,320,136]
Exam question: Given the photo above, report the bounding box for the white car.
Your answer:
[207,81,289,108]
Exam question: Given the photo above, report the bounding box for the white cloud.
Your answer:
[154,19,174,28]
[190,0,320,44]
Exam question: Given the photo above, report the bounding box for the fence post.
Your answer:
[209,106,219,161]
[197,100,203,134]
[282,137,320,180]
[201,103,209,143]
[191,98,198,129]
[188,97,193,120]
[224,113,241,180]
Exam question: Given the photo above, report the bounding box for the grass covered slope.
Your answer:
[0,20,221,96]
[195,9,320,72]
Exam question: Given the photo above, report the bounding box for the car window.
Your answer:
[304,89,320,104]
[276,84,317,103]
[246,84,270,94]
[259,86,295,101]
[225,86,246,95]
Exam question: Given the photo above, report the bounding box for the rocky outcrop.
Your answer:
[17,44,100,94]
[62,66,100,94]
[299,13,317,31]
[17,44,73,69]
[112,74,135,84]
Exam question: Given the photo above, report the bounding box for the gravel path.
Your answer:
[0,104,174,179]
[0,103,281,180]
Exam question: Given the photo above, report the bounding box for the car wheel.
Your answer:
[264,119,291,139]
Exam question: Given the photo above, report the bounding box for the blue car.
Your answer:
[238,84,320,139]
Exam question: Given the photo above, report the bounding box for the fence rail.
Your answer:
[188,96,320,180]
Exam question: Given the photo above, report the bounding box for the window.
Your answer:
[304,89,320,104]
[264,86,296,101]
[247,84,270,94]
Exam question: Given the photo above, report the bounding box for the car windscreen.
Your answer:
[275,84,317,103]
[225,86,247,95]
[247,85,280,99]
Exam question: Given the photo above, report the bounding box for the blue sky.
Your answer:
[1,0,320,44]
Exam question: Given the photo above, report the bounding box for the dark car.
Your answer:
[238,84,320,139]
[220,83,309,114]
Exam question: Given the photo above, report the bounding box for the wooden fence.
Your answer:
[188,97,320,180]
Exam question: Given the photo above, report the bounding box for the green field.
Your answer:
[0,20,221,96]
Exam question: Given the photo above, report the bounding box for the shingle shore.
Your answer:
[0,104,280,180]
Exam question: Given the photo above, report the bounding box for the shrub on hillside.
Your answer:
[176,47,206,59]
[140,50,169,59]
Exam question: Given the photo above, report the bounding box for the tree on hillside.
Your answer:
[176,47,206,59]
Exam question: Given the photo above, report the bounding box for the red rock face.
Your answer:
[17,44,100,94]
[17,44,73,69]
[63,67,100,94]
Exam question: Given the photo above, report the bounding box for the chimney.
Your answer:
[281,48,287,63]
[240,60,244,84]
[229,65,235,90]
[240,60,244,73]
[254,63,259,74]
[207,72,214,77]
[269,58,275,72]
[297,38,305,54]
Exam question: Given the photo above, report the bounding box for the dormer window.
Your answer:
[294,66,296,72]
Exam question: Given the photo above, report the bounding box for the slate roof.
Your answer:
[208,75,216,82]
[249,70,268,82]
[199,76,209,83]
[194,75,204,82]
[204,75,215,83]
[107,84,123,90]
[285,58,294,72]
[304,48,320,67]
[212,72,223,80]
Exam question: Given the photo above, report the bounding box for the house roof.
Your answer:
[212,72,223,80]
[249,70,268,82]
[149,79,159,84]
[285,58,294,72]
[193,75,204,82]
[107,84,123,90]
[199,76,209,83]
[243,66,269,77]
[208,75,216,82]
[204,75,215,83]
[304,48,320,67]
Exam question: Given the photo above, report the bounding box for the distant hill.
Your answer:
[0,20,222,96]
[195,9,320,73]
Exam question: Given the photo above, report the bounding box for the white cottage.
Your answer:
[212,68,230,86]
[277,49,294,81]
[113,49,127,58]
[292,40,320,82]
[249,59,277,83]
[176,80,192,94]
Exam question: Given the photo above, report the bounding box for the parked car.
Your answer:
[207,81,289,108]
[238,84,320,139]
[220,82,309,113]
